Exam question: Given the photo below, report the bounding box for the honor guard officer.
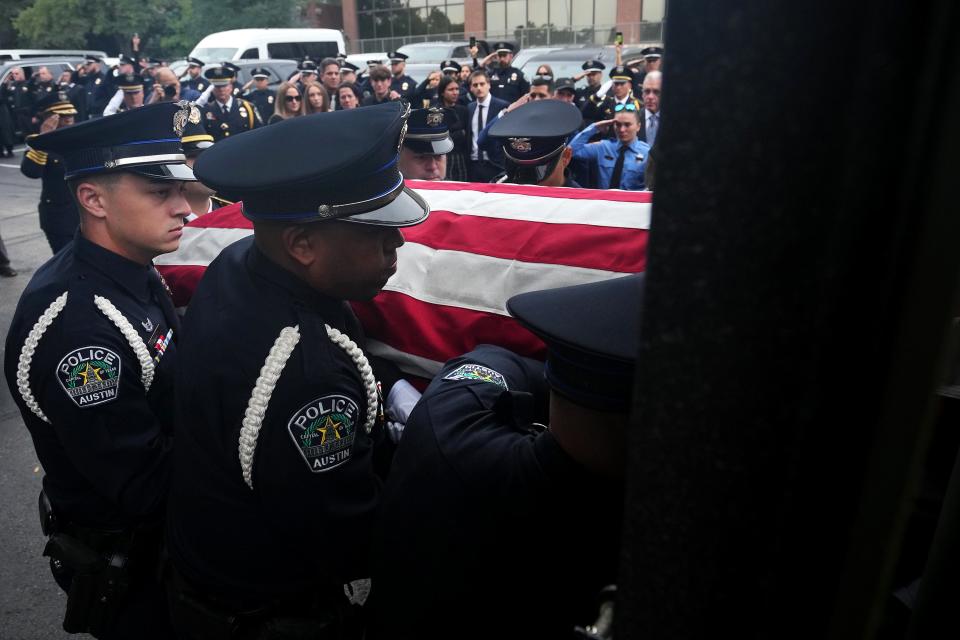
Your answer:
[485,41,529,103]
[202,63,262,141]
[242,67,276,124]
[399,107,455,181]
[78,55,108,117]
[487,99,583,188]
[582,65,642,131]
[371,274,642,639]
[2,102,197,639]
[181,57,207,93]
[102,73,145,116]
[21,91,81,253]
[164,102,428,639]
[387,51,416,99]
[179,117,231,219]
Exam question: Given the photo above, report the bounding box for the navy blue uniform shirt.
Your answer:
[3,233,178,529]
[167,237,383,601]
[487,65,529,103]
[370,344,623,639]
[20,137,79,240]
[202,96,261,141]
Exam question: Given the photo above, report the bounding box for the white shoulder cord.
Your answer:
[16,291,69,423]
[324,324,379,435]
[238,323,379,490]
[94,295,155,393]
[239,325,301,490]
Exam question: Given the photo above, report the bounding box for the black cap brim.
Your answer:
[403,137,454,155]
[340,186,429,227]
[503,157,556,185]
[126,162,196,181]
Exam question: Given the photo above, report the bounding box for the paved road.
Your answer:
[0,148,89,639]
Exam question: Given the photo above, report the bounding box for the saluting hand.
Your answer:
[39,114,59,134]
[595,118,615,133]
[505,93,531,114]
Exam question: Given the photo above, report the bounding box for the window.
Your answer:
[240,48,259,59]
[357,1,465,39]
[301,42,341,59]
[267,43,301,59]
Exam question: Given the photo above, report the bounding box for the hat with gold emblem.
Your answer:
[487,100,582,185]
[402,107,454,155]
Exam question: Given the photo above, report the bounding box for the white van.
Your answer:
[189,29,345,63]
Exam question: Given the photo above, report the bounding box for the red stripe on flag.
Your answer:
[404,179,654,204]
[352,291,548,364]
[187,202,250,228]
[156,264,206,308]
[401,210,647,272]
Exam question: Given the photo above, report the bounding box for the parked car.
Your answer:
[0,49,106,62]
[0,58,81,86]
[190,29,344,63]
[197,59,299,92]
[517,45,650,89]
[397,40,491,65]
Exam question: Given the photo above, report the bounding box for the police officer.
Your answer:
[487,99,584,188]
[1,66,29,154]
[179,117,230,219]
[96,54,137,114]
[103,73,146,115]
[2,101,197,639]
[181,57,207,94]
[21,91,80,252]
[573,59,606,117]
[164,102,428,639]
[370,273,642,639]
[242,67,275,124]
[582,65,642,130]
[483,41,529,103]
[399,107,455,181]
[387,51,416,99]
[295,57,320,93]
[75,55,108,118]
[202,64,262,141]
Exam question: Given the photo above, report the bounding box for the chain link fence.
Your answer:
[350,21,663,54]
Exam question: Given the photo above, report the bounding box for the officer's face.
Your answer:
[399,148,447,181]
[613,80,631,99]
[254,77,269,89]
[613,112,640,144]
[304,221,405,301]
[556,89,576,103]
[86,173,191,263]
[391,60,405,75]
[188,65,201,78]
[322,64,340,89]
[123,90,143,108]
[645,57,661,72]
[9,68,24,82]
[497,52,513,67]
[214,84,233,102]
[586,70,601,86]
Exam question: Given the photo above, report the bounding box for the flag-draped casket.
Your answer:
[156,180,651,382]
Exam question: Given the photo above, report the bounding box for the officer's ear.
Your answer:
[280,224,317,267]
[70,174,119,220]
[559,146,573,170]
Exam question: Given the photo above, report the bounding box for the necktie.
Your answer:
[647,112,659,146]
[609,145,629,189]
[477,103,485,132]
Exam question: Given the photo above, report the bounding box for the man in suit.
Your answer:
[640,70,662,147]
[466,70,508,183]
[202,65,262,141]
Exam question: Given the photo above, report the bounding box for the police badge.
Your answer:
[426,109,444,126]
[172,101,201,135]
[509,137,532,153]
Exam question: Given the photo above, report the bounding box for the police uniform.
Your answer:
[582,65,642,129]
[2,102,198,639]
[242,67,276,122]
[180,57,208,94]
[487,99,583,188]
[370,274,643,639]
[295,58,320,94]
[111,73,144,114]
[575,59,606,116]
[201,65,262,141]
[21,92,80,253]
[1,74,31,151]
[165,102,429,639]
[569,110,651,190]
[387,51,416,99]
[486,41,529,103]
[77,56,109,117]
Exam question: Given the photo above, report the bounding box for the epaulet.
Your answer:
[24,134,48,165]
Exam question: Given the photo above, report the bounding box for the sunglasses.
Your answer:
[614,103,637,112]
[285,95,301,102]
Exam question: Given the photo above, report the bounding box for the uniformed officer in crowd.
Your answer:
[2,101,197,639]
[581,65,642,137]
[95,53,137,113]
[164,102,427,639]
[488,99,583,188]
[339,60,360,85]
[569,100,650,190]
[75,55,108,118]
[293,57,319,91]
[639,45,664,80]
[180,57,207,93]
[20,91,80,253]
[387,51,416,99]
[399,107,455,181]
[179,116,230,219]
[573,60,606,117]
[370,273,642,639]
[555,78,578,104]
[102,73,146,116]
[241,67,276,123]
[1,66,29,154]
[202,63,262,141]
[475,41,529,103]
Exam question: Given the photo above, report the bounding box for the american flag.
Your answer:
[155,180,651,381]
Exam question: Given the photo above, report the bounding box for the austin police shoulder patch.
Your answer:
[287,394,359,473]
[56,346,122,408]
[443,364,508,390]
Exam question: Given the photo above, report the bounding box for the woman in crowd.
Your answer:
[437,76,469,182]
[268,81,302,124]
[304,83,330,114]
[535,64,555,80]
[336,83,362,110]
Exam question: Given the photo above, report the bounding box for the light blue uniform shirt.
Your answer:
[569,124,651,190]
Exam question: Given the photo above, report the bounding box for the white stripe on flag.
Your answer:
[419,188,651,229]
[155,227,252,266]
[386,242,633,316]
[366,339,444,378]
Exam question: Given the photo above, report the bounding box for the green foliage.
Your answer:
[12,0,305,60]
